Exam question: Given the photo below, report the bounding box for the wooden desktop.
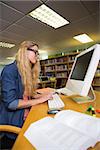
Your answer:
[12,90,100,150]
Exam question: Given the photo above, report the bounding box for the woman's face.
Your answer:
[27,45,39,64]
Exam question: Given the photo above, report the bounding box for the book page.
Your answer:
[24,117,94,150]
[55,110,100,143]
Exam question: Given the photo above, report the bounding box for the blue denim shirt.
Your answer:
[0,61,24,139]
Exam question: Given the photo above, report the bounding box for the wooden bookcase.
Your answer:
[40,54,100,91]
[40,52,79,88]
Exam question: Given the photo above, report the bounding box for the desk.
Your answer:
[12,90,100,150]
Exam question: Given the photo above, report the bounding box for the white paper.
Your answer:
[55,110,100,143]
[24,117,94,150]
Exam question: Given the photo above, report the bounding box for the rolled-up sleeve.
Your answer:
[1,67,19,110]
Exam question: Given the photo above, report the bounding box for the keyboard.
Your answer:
[48,94,65,110]
[55,88,76,96]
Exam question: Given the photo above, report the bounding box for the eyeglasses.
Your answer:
[27,48,39,55]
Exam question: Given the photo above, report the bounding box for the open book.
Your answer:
[24,110,100,150]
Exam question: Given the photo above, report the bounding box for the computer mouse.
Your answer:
[47,109,61,114]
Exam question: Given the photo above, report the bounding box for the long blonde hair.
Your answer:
[16,41,40,96]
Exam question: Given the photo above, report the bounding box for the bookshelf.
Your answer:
[40,52,79,88]
[40,54,100,91]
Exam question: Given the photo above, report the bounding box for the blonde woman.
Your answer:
[0,41,53,147]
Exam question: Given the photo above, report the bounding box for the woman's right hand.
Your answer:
[18,93,53,109]
[37,93,53,104]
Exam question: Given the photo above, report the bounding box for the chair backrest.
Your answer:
[0,125,21,140]
[0,125,21,149]
[0,125,21,135]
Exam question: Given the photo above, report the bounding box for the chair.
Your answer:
[0,125,21,135]
[0,125,21,149]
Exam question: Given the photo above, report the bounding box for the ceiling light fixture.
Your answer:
[29,4,69,29]
[73,34,93,43]
[0,42,15,48]
[6,57,15,60]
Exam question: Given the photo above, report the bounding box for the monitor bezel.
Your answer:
[66,44,100,96]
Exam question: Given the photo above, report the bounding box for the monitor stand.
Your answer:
[71,86,95,104]
[88,86,96,100]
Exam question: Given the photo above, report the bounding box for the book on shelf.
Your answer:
[24,110,100,150]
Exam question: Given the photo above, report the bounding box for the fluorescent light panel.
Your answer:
[38,50,47,53]
[6,57,15,60]
[73,34,93,43]
[29,4,69,29]
[0,42,15,48]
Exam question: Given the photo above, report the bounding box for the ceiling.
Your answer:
[0,0,100,64]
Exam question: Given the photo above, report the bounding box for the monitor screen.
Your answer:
[70,49,94,81]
